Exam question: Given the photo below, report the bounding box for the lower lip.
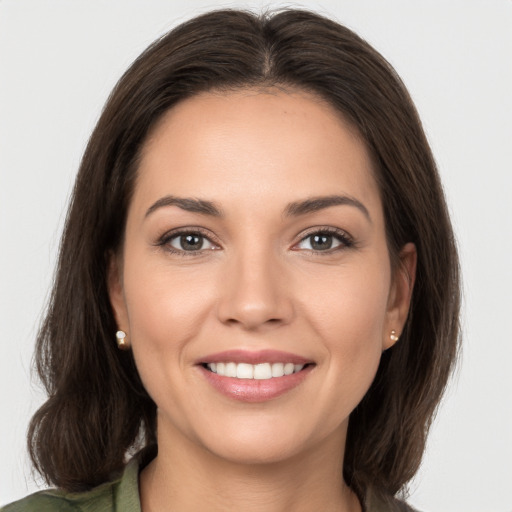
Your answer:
[198,365,314,402]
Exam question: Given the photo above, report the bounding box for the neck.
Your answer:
[139,419,361,512]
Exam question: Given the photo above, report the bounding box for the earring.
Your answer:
[116,330,130,350]
[390,330,399,342]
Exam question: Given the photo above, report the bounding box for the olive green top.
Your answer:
[2,450,417,512]
[1,454,141,512]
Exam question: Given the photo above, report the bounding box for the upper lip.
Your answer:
[198,349,313,365]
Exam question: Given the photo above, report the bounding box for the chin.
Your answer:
[205,434,308,466]
[189,412,345,467]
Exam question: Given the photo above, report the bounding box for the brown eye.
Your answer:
[168,232,216,252]
[309,234,334,250]
[295,229,353,252]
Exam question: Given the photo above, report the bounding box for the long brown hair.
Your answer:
[28,8,460,501]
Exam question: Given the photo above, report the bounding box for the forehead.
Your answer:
[134,88,381,217]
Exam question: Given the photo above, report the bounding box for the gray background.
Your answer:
[1,0,511,510]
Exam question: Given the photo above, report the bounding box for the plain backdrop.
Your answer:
[1,1,511,510]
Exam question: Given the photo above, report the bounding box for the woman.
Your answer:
[2,8,460,512]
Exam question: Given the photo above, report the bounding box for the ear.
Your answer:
[107,251,129,331]
[383,242,417,350]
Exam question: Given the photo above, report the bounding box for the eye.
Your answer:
[160,229,219,254]
[294,229,353,252]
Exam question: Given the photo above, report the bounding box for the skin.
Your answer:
[109,89,416,512]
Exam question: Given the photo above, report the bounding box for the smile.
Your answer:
[198,350,315,402]
[206,362,305,379]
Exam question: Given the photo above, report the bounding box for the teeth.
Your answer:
[236,363,253,379]
[271,363,284,377]
[284,363,294,375]
[254,363,272,380]
[225,362,237,377]
[206,362,305,379]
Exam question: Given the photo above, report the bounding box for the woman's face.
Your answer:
[109,89,415,465]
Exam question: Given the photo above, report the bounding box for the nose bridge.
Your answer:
[216,238,292,329]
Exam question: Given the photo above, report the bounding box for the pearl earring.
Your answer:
[116,330,130,350]
[390,330,399,342]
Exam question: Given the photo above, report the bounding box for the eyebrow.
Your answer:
[145,194,371,222]
[145,196,224,218]
[284,195,371,222]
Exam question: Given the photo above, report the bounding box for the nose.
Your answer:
[216,247,294,331]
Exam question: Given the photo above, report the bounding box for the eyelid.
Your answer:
[156,226,221,255]
[292,226,354,252]
[155,225,354,256]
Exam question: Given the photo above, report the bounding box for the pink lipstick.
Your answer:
[197,349,314,402]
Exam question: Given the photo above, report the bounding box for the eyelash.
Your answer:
[156,226,354,257]
[294,227,355,254]
[156,227,219,257]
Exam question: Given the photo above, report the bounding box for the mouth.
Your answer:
[197,350,315,402]
[202,361,312,380]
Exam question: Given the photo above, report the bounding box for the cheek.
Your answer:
[123,257,212,340]
[321,294,385,390]
[120,255,218,397]
[121,264,216,430]
[305,259,390,397]
[306,258,390,346]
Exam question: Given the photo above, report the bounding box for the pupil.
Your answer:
[311,234,332,250]
[181,234,202,250]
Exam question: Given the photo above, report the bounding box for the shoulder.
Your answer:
[385,499,419,512]
[1,448,151,512]
[365,488,420,512]
[1,490,79,511]
[1,482,115,512]
[1,489,95,511]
